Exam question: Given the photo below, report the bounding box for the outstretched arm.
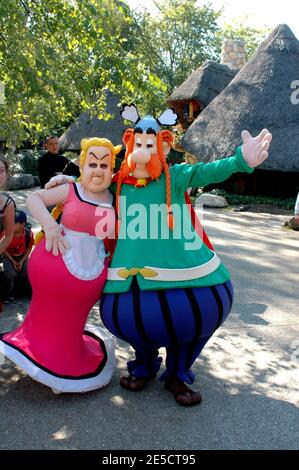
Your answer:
[173,129,272,191]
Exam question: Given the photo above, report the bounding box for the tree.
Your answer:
[0,1,271,149]
[132,0,222,94]
[0,0,166,147]
[132,2,271,103]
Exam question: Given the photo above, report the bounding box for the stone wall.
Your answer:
[221,39,246,70]
[7,173,37,190]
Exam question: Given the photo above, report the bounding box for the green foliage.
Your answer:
[0,0,166,146]
[211,189,296,210]
[0,0,271,148]
[7,149,42,175]
[133,0,221,94]
[216,19,271,60]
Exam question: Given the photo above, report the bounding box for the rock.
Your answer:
[233,205,250,212]
[195,193,229,208]
[7,173,35,190]
[33,176,40,187]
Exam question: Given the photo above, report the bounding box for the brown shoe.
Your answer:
[289,217,299,231]
[165,376,202,406]
[120,375,150,392]
[284,217,299,231]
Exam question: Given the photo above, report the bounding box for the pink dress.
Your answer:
[0,183,116,393]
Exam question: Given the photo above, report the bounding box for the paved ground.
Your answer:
[0,188,298,450]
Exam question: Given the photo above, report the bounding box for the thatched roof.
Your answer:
[182,25,299,173]
[167,60,237,108]
[59,91,126,151]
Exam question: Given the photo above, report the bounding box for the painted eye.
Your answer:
[136,143,142,148]
[100,163,108,169]
[146,144,153,148]
[89,163,97,168]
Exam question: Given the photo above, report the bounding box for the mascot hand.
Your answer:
[45,174,75,190]
[241,129,272,168]
[45,223,70,256]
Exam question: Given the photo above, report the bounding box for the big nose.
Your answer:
[93,166,104,176]
[131,148,151,164]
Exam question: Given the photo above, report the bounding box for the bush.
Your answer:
[7,149,43,176]
[7,150,77,177]
[210,189,296,210]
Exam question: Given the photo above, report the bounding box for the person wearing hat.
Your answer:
[2,209,33,302]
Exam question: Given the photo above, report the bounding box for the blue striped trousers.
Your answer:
[100,279,234,384]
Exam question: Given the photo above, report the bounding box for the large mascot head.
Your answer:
[117,104,178,229]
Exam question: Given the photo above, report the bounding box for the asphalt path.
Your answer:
[0,189,298,450]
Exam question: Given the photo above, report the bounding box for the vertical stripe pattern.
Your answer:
[100,280,234,382]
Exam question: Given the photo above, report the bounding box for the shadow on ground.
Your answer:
[0,206,298,450]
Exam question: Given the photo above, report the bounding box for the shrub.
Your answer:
[7,150,43,176]
[210,189,296,210]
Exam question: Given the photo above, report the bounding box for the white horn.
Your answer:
[121,104,140,124]
[157,109,178,126]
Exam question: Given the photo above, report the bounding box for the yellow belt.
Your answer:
[107,253,220,282]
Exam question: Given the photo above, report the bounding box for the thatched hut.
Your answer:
[167,60,237,129]
[59,92,126,152]
[182,24,299,197]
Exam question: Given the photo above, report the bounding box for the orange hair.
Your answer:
[116,128,174,231]
[157,130,174,230]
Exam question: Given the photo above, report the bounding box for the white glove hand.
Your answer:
[45,174,76,190]
[44,223,70,256]
[241,129,272,168]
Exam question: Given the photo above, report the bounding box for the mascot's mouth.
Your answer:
[92,176,104,181]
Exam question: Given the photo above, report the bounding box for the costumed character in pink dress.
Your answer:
[0,138,122,393]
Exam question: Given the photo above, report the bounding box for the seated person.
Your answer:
[2,210,33,301]
[0,156,15,255]
[0,155,15,312]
